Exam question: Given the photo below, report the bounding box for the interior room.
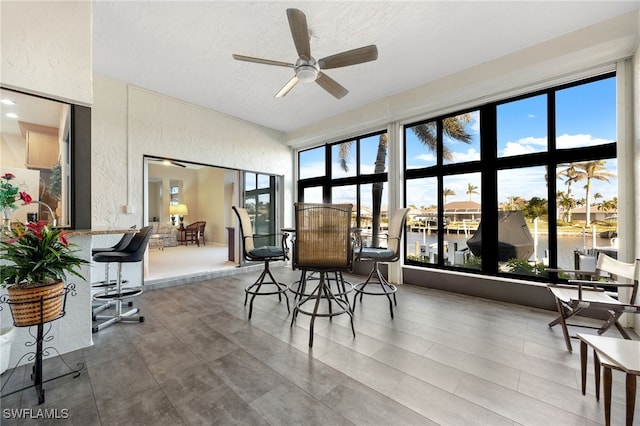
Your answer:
[144,158,240,283]
[1,1,640,424]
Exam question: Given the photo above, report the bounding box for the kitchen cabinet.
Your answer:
[25,131,58,169]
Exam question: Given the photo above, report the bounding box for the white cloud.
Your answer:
[500,136,547,157]
[528,114,536,118]
[450,148,480,163]
[556,133,613,149]
[413,153,436,163]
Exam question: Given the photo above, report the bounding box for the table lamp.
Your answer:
[174,203,189,230]
[169,205,178,226]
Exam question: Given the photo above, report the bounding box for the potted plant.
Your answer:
[0,221,88,326]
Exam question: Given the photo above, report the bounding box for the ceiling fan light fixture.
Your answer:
[296,64,318,83]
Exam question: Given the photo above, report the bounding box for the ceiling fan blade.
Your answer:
[149,158,186,168]
[315,72,348,99]
[287,8,311,60]
[276,76,299,98]
[232,54,294,68]
[318,45,378,70]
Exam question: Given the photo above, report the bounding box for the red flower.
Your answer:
[25,220,47,239]
[19,192,32,203]
[1,173,15,180]
[58,232,70,247]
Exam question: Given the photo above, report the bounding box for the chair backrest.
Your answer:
[232,206,256,253]
[596,253,638,303]
[386,207,410,256]
[198,221,206,234]
[92,225,136,255]
[293,202,353,271]
[121,226,154,262]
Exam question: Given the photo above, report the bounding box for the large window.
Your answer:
[298,131,388,232]
[404,73,617,280]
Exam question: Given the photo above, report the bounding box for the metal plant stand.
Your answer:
[0,283,84,404]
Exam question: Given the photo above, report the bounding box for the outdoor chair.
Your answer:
[232,206,289,319]
[290,202,355,347]
[547,254,640,352]
[353,207,410,318]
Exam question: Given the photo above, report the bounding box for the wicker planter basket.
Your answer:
[7,280,65,327]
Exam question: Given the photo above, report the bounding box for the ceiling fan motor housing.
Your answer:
[295,57,319,82]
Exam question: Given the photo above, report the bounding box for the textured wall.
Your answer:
[0,1,92,105]
[91,75,292,230]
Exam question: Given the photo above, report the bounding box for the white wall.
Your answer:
[197,167,225,244]
[0,1,92,105]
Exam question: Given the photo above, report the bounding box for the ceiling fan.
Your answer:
[232,8,378,99]
[148,157,186,168]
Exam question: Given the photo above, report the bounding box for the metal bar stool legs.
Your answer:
[244,260,290,320]
[352,261,397,318]
[92,262,144,332]
[290,270,355,347]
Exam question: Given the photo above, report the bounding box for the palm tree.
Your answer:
[601,197,617,213]
[557,163,579,197]
[339,115,472,245]
[557,191,577,222]
[466,183,478,201]
[569,161,616,227]
[593,192,603,209]
[443,188,455,206]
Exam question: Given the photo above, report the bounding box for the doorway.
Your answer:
[143,156,283,286]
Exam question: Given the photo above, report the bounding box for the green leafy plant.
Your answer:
[49,162,62,201]
[0,221,88,288]
[503,258,549,277]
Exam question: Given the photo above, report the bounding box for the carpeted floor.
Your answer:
[146,243,237,281]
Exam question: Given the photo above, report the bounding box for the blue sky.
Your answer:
[302,76,618,210]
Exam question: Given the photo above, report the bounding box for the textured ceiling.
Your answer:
[89,1,638,134]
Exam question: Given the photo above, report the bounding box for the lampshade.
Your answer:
[174,203,189,216]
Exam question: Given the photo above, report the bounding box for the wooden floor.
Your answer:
[1,266,638,425]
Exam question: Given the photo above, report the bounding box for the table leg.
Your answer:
[604,366,612,426]
[625,374,636,426]
[594,351,601,401]
[580,340,587,395]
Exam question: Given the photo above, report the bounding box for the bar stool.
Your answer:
[92,226,153,333]
[91,226,136,317]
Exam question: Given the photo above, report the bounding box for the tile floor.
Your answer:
[1,266,638,425]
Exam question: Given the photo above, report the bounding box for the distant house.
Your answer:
[444,201,482,222]
[568,205,618,223]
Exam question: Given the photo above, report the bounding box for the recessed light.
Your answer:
[1,99,16,105]
[5,113,18,119]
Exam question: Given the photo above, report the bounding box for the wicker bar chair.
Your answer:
[232,206,289,319]
[290,202,355,347]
